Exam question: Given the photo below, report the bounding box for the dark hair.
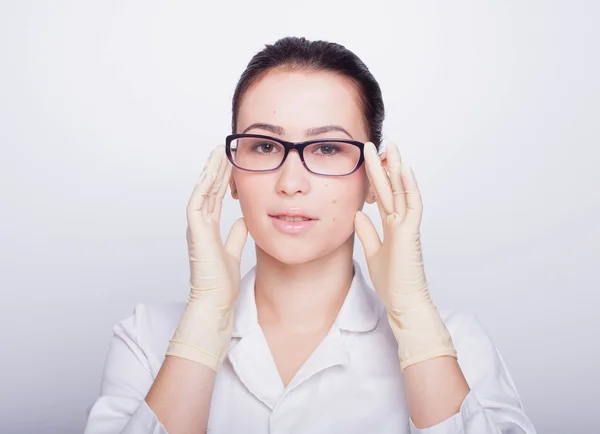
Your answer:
[231,37,385,148]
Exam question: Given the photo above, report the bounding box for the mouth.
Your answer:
[270,215,315,222]
[268,208,318,221]
[268,209,318,234]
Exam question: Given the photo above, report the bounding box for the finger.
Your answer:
[366,150,389,220]
[354,211,382,258]
[364,142,394,215]
[212,160,233,220]
[224,218,248,260]
[401,164,424,228]
[207,146,227,216]
[386,142,406,219]
[187,149,220,215]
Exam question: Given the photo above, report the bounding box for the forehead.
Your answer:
[237,69,367,140]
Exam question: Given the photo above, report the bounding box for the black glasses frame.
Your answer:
[225,134,366,177]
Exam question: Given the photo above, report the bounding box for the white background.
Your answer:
[1,1,598,433]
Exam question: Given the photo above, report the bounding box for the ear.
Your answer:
[365,149,388,204]
[229,173,239,200]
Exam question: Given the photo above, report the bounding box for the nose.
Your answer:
[274,150,311,197]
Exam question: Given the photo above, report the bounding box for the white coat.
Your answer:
[84,261,536,434]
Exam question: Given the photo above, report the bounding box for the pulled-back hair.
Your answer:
[231,36,385,148]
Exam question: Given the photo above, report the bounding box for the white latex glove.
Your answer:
[166,145,248,372]
[354,141,457,370]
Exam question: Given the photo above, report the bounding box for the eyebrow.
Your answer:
[242,123,354,139]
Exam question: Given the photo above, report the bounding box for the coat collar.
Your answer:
[232,259,380,338]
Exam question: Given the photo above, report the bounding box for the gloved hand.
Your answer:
[354,141,457,370]
[166,145,248,372]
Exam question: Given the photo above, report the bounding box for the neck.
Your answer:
[254,237,355,335]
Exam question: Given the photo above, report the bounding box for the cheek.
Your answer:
[323,181,366,226]
[235,175,265,223]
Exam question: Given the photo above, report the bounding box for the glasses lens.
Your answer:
[304,141,361,175]
[230,137,285,171]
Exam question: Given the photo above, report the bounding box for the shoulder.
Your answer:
[436,306,523,394]
[114,302,186,341]
[436,306,497,354]
[88,303,187,423]
[437,306,500,362]
[437,306,480,333]
[374,303,495,357]
[373,301,509,385]
[112,301,187,374]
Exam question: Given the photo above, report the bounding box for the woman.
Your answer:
[85,37,536,434]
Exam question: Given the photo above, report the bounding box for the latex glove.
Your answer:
[166,145,248,372]
[354,141,457,370]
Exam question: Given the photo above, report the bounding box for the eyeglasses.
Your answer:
[225,134,365,177]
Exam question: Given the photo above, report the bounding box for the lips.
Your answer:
[273,215,312,222]
[268,208,318,235]
[268,208,318,221]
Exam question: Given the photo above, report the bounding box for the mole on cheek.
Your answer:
[332,199,337,204]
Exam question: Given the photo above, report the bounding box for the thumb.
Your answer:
[224,218,248,260]
[354,211,382,258]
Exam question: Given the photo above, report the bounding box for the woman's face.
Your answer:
[231,69,375,265]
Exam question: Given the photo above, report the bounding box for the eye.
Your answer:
[313,143,342,156]
[250,141,281,154]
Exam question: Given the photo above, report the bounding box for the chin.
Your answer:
[254,227,353,266]
[257,237,326,265]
